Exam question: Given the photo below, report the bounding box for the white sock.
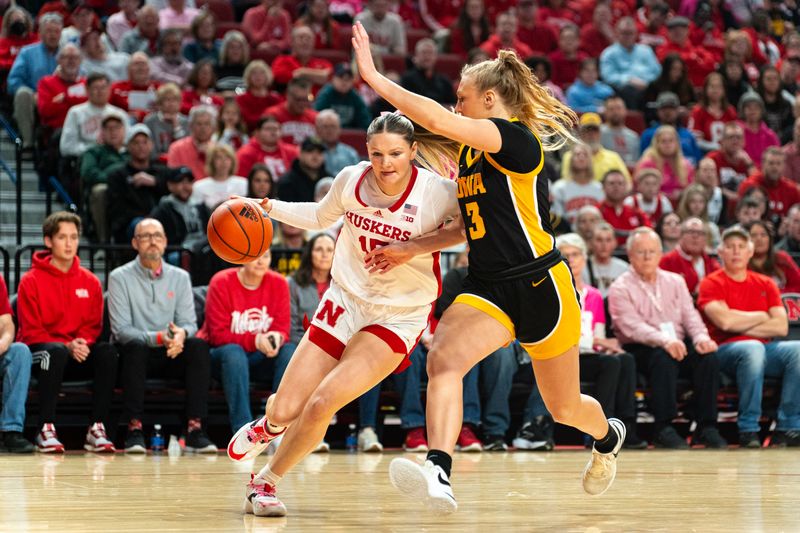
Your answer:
[266,419,285,435]
[255,464,282,487]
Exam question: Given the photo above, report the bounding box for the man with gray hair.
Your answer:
[119,5,162,56]
[400,38,455,106]
[167,105,217,180]
[7,12,63,147]
[659,217,720,295]
[598,16,661,109]
[777,204,800,255]
[609,227,725,449]
[315,109,359,176]
[36,43,85,131]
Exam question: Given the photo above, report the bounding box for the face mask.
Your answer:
[9,20,26,36]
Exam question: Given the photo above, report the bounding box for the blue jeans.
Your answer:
[479,343,519,436]
[381,345,481,429]
[716,340,800,433]
[210,342,296,431]
[0,343,32,432]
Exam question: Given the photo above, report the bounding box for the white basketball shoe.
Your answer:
[389,458,458,514]
[227,416,285,462]
[243,474,287,517]
[582,418,626,496]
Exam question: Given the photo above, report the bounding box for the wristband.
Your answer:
[156,332,164,345]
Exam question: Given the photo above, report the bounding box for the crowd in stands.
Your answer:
[2,0,800,453]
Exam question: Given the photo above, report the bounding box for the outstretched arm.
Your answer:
[352,22,502,154]
[253,171,347,231]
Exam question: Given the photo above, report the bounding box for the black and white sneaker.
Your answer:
[512,417,554,451]
[185,429,217,453]
[389,458,457,514]
[125,429,147,454]
[483,435,508,451]
[582,418,625,496]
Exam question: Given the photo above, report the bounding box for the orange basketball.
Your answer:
[207,198,273,264]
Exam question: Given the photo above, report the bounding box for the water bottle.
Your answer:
[151,424,165,453]
[345,424,358,453]
[168,434,182,457]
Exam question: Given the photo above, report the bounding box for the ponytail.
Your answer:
[462,50,579,151]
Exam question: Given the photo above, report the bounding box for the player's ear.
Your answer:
[483,89,496,109]
[409,140,418,160]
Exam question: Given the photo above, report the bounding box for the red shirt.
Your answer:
[698,269,782,345]
[271,54,332,93]
[236,137,299,180]
[773,251,800,293]
[235,91,284,132]
[166,137,208,181]
[265,103,318,145]
[599,200,651,247]
[421,0,463,29]
[636,21,668,48]
[16,251,103,346]
[547,49,589,89]
[538,6,581,28]
[688,105,738,147]
[707,149,752,193]
[0,275,11,316]
[738,172,800,219]
[478,35,534,60]
[180,89,224,115]
[241,5,292,49]
[579,25,613,58]
[516,23,559,55]
[110,80,160,122]
[0,34,38,70]
[36,74,87,129]
[656,40,716,87]
[198,268,290,351]
[659,247,720,295]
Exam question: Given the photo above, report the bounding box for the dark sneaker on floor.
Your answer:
[482,435,508,451]
[769,430,800,448]
[653,426,689,449]
[693,426,728,449]
[513,416,555,451]
[3,431,34,453]
[125,429,147,453]
[186,429,217,453]
[739,432,761,449]
[623,433,648,449]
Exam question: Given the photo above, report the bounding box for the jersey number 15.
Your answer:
[359,236,390,253]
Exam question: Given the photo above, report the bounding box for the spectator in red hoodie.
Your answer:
[235,60,284,133]
[242,0,292,55]
[180,59,224,115]
[548,23,588,89]
[599,169,651,246]
[16,212,118,453]
[0,6,38,73]
[271,25,332,94]
[36,42,86,131]
[659,217,720,295]
[738,147,800,222]
[580,3,615,58]
[265,77,319,145]
[200,250,291,430]
[237,114,300,180]
[110,52,160,123]
[478,11,533,60]
[515,0,558,56]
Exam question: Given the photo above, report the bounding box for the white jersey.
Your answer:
[269,161,459,307]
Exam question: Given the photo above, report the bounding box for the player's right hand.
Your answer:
[228,195,273,213]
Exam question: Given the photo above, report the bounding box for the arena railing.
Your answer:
[0,115,23,244]
[0,244,9,289]
[44,175,78,216]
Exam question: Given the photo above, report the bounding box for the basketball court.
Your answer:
[1,450,797,531]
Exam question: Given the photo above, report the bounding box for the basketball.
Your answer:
[207,198,273,264]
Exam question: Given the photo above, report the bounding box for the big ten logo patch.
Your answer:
[783,294,800,322]
[315,300,345,327]
[238,203,260,222]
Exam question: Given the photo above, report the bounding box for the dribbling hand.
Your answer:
[352,22,378,84]
[228,195,273,213]
[364,242,414,274]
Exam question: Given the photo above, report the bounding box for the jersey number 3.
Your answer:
[465,202,486,240]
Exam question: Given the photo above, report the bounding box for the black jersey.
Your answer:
[456,117,554,280]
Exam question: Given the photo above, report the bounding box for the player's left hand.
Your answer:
[364,242,414,274]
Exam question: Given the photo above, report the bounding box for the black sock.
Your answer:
[594,422,619,454]
[426,449,452,478]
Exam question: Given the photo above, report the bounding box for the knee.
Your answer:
[618,352,635,371]
[120,340,149,359]
[303,392,337,424]
[737,341,766,371]
[4,343,32,368]
[268,400,300,428]
[426,346,465,378]
[215,344,248,369]
[546,397,581,425]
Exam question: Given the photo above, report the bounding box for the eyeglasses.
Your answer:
[134,232,166,242]
[630,249,659,257]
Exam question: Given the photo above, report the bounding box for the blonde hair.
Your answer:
[638,125,690,187]
[460,50,579,151]
[243,60,273,90]
[567,143,593,181]
[206,143,238,177]
[155,82,181,104]
[676,183,709,222]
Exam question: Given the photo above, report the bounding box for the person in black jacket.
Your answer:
[276,136,327,202]
[400,38,456,106]
[150,166,208,253]
[106,124,169,243]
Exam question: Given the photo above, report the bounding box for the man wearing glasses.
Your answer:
[108,218,215,453]
[609,227,726,449]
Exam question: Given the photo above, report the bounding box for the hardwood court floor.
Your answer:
[0,449,798,532]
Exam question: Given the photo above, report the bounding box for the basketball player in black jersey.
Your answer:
[354,22,626,514]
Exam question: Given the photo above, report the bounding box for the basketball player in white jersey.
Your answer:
[227,113,463,517]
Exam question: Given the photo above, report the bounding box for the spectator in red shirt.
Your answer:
[783,117,800,185]
[477,11,533,60]
[235,60,284,132]
[580,3,615,58]
[688,72,738,153]
[181,59,224,115]
[445,0,490,56]
[16,212,118,453]
[656,16,716,88]
[242,0,292,55]
[294,0,342,51]
[707,121,756,198]
[600,169,651,246]
[659,217,720,294]
[36,43,86,130]
[237,115,300,180]
[110,52,159,122]
[746,220,800,294]
[698,226,800,448]
[271,25,332,94]
[738,147,800,221]
[167,104,217,180]
[538,0,581,29]
[0,6,38,72]
[265,77,319,145]
[515,0,558,56]
[200,251,291,430]
[636,1,669,48]
[547,24,588,89]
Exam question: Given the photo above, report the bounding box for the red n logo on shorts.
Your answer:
[316,300,345,327]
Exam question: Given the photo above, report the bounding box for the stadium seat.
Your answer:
[335,25,353,51]
[625,110,646,134]
[340,128,368,157]
[406,28,432,52]
[251,48,279,64]
[197,0,235,22]
[435,54,465,83]
[216,22,241,39]
[783,293,800,340]
[381,54,408,75]
[313,48,350,66]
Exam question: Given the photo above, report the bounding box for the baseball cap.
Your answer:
[300,136,326,152]
[101,110,125,126]
[655,91,680,109]
[579,112,602,129]
[333,62,353,78]
[167,166,194,182]
[721,225,751,242]
[666,16,690,29]
[127,123,152,142]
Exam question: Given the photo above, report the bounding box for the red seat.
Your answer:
[313,49,350,66]
[336,25,354,52]
[435,54,466,82]
[197,0,235,22]
[381,54,408,75]
[340,128,368,157]
[625,110,646,134]
[216,22,241,39]
[406,28,432,52]
[251,48,279,64]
